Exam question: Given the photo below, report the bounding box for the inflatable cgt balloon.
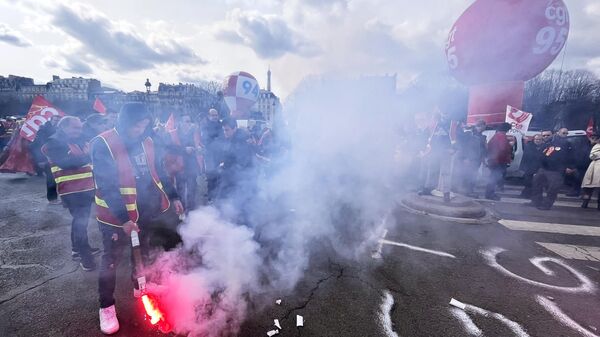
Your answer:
[445,0,569,124]
[222,71,260,119]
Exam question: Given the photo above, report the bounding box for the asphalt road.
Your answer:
[1,173,599,337]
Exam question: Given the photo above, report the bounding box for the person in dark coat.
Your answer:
[530,136,575,210]
[457,120,487,197]
[166,113,203,211]
[485,123,513,200]
[31,115,62,203]
[201,108,224,202]
[520,134,545,197]
[91,103,184,335]
[43,116,99,270]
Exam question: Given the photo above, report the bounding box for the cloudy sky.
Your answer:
[0,0,599,99]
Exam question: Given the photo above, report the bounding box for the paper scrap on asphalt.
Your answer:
[275,299,282,305]
[274,319,282,329]
[449,298,466,310]
[296,315,304,327]
[267,329,279,336]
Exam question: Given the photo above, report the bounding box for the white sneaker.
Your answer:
[99,305,120,335]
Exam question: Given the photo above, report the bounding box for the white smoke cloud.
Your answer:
[146,73,408,335]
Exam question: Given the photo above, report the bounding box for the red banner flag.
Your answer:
[165,114,175,132]
[0,125,36,175]
[586,117,595,137]
[93,97,107,115]
[20,96,65,142]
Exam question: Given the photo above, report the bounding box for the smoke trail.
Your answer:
[147,74,410,336]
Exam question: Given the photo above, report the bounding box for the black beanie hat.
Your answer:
[116,103,152,134]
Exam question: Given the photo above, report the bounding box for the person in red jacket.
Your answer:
[485,123,513,200]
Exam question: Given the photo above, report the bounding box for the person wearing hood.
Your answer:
[43,116,99,271]
[91,103,183,335]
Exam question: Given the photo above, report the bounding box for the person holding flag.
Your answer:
[91,103,183,334]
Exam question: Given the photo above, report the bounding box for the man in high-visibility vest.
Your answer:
[91,103,183,335]
[43,116,98,271]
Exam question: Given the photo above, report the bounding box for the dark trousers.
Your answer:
[175,173,198,211]
[486,165,506,197]
[98,224,147,308]
[521,169,537,197]
[462,160,481,194]
[98,217,182,308]
[531,168,563,208]
[206,171,220,202]
[62,193,93,258]
[44,164,57,201]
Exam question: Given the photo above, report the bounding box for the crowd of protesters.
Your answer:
[413,111,600,211]
[0,103,285,334]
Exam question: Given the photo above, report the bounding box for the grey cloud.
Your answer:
[216,10,320,59]
[48,3,205,72]
[0,23,32,47]
[63,56,93,74]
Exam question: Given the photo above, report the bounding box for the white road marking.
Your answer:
[449,298,530,337]
[481,247,597,294]
[379,291,399,337]
[379,239,456,259]
[478,196,579,208]
[536,295,599,337]
[536,243,600,262]
[372,229,388,259]
[499,220,600,237]
[450,308,483,337]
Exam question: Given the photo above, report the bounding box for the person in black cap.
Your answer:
[91,103,183,335]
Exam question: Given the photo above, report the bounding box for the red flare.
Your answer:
[141,294,171,333]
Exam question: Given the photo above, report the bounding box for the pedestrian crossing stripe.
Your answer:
[479,197,580,208]
[536,242,600,262]
[499,219,600,237]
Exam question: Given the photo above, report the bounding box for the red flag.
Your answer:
[165,114,175,132]
[20,96,65,142]
[586,117,595,137]
[0,127,36,175]
[93,97,107,115]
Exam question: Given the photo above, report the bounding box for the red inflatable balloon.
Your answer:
[445,0,569,124]
[222,71,260,119]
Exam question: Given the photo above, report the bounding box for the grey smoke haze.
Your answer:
[146,74,408,336]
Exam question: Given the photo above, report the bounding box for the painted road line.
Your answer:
[379,239,457,259]
[536,295,600,337]
[499,219,600,237]
[379,291,399,337]
[536,242,600,262]
[449,298,530,337]
[481,247,596,294]
[478,197,579,208]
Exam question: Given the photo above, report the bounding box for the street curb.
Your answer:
[397,198,497,225]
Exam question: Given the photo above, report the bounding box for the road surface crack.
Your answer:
[283,263,344,320]
[0,266,79,305]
